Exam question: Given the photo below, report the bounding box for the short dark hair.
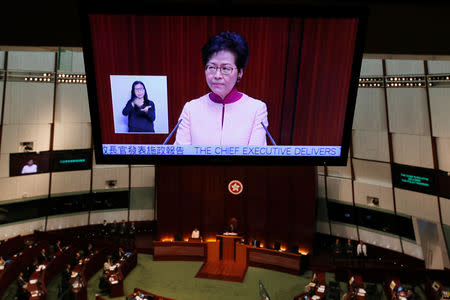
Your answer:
[201,31,249,70]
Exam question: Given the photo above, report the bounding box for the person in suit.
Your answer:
[332,238,342,264]
[101,220,109,237]
[119,220,128,237]
[174,31,268,146]
[25,259,39,280]
[85,243,95,256]
[98,270,110,295]
[61,264,71,290]
[128,221,136,239]
[16,274,30,300]
[114,247,126,263]
[17,271,27,288]
[38,248,49,263]
[71,252,83,267]
[55,240,64,253]
[110,220,118,236]
[345,239,354,265]
[227,217,238,233]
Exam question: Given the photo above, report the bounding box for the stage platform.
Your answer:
[195,260,247,283]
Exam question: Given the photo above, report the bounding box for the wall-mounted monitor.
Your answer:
[9,149,93,177]
[80,3,367,165]
[10,152,50,176]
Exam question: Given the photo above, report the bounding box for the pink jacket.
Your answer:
[174,93,268,145]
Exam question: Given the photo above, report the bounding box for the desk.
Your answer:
[385,278,409,300]
[0,241,45,299]
[130,287,175,300]
[70,248,108,300]
[0,235,24,259]
[426,280,450,300]
[247,246,301,275]
[106,251,138,298]
[216,235,242,261]
[26,245,78,300]
[345,274,366,300]
[153,241,206,261]
[27,262,47,300]
[293,272,326,300]
[154,240,302,277]
[0,254,21,298]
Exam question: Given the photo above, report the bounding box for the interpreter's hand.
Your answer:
[141,105,151,113]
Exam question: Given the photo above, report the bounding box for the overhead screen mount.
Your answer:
[80,2,368,165]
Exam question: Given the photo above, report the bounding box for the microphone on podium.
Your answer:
[260,122,277,146]
[163,119,183,145]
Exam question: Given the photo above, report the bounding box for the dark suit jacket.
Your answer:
[38,253,48,263]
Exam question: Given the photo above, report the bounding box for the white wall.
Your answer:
[0,218,46,240]
[395,188,440,223]
[46,212,89,231]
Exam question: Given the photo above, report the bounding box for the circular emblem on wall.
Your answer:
[228,180,243,195]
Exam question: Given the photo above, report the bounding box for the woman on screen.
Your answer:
[122,81,156,132]
[174,31,268,145]
[21,159,38,174]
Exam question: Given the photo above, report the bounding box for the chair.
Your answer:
[274,241,281,251]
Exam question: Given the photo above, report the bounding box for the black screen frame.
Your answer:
[79,2,368,166]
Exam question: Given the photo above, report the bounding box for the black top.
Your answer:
[38,252,48,264]
[227,224,237,233]
[122,99,156,132]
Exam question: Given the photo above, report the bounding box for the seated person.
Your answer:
[191,228,200,239]
[98,270,110,295]
[61,264,71,289]
[119,220,128,236]
[0,255,6,269]
[38,248,49,264]
[25,259,39,279]
[104,256,114,271]
[71,252,83,267]
[114,247,126,262]
[55,240,64,253]
[16,283,30,300]
[17,271,27,288]
[85,243,95,256]
[128,293,150,300]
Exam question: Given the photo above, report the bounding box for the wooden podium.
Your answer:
[217,235,242,261]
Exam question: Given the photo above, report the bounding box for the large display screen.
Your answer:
[80,4,367,165]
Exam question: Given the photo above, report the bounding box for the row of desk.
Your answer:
[106,251,138,298]
[153,235,302,275]
[96,287,175,300]
[27,244,78,299]
[0,240,46,299]
[24,246,137,300]
[70,248,108,300]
